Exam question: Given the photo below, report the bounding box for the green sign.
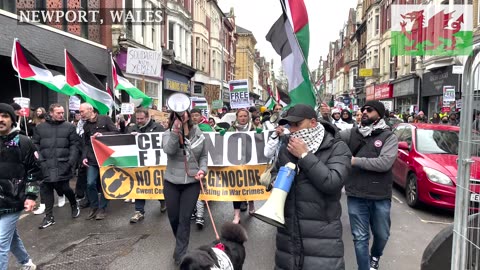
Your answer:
[212,100,223,109]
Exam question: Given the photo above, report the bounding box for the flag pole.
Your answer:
[279,0,322,105]
[108,51,117,121]
[13,38,29,136]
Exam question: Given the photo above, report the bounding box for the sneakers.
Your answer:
[33,204,45,215]
[195,217,205,230]
[370,256,380,270]
[20,259,36,270]
[191,208,197,220]
[71,204,80,218]
[39,216,55,229]
[130,211,145,223]
[160,200,167,213]
[78,198,90,209]
[86,208,98,220]
[58,195,66,207]
[95,208,106,220]
[124,199,135,203]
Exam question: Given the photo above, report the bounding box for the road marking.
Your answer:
[19,213,29,220]
[392,195,403,204]
[406,210,452,225]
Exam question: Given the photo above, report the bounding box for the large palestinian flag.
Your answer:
[266,0,316,108]
[391,4,473,56]
[65,50,113,115]
[112,57,152,107]
[92,134,139,167]
[11,39,75,96]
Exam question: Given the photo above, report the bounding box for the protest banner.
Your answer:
[126,47,162,77]
[229,79,250,109]
[92,131,273,200]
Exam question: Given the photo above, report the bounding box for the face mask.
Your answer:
[442,120,448,124]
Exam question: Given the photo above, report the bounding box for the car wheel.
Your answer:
[406,173,420,208]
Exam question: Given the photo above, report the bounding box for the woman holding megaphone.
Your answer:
[162,94,208,266]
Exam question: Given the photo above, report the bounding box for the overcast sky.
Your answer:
[218,0,358,72]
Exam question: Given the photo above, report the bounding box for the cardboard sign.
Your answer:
[121,103,135,115]
[148,109,170,124]
[126,47,162,77]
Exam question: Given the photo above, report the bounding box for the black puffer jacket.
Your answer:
[274,121,352,270]
[82,115,118,166]
[33,119,80,182]
[0,131,41,214]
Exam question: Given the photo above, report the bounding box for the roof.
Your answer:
[236,25,252,34]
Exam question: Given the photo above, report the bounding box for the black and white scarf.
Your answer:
[290,124,325,153]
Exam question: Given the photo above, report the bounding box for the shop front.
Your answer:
[392,75,419,114]
[366,84,375,101]
[162,61,196,107]
[422,65,460,118]
[374,83,394,113]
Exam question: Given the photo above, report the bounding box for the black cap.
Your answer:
[278,104,317,125]
[361,101,386,118]
[0,103,17,125]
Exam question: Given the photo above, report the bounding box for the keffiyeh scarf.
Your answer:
[290,124,325,153]
[358,119,389,137]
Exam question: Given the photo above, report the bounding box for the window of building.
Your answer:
[375,14,379,36]
[168,21,175,50]
[373,49,378,68]
[179,27,183,60]
[35,0,46,9]
[195,37,201,69]
[410,56,417,72]
[0,0,16,13]
[390,56,397,80]
[382,47,386,74]
[125,0,133,39]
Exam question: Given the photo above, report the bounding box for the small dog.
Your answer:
[180,222,248,270]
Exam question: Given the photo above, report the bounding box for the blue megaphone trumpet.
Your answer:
[252,162,296,228]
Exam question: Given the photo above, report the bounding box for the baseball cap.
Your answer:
[278,104,317,125]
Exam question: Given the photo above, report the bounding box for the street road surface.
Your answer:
[11,184,453,270]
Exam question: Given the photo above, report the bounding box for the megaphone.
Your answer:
[167,92,191,113]
[251,162,296,228]
[270,112,280,124]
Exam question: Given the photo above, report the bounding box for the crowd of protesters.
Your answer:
[1,98,472,270]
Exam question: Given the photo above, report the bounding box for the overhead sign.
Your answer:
[229,79,250,109]
[165,78,189,93]
[354,78,365,88]
[126,47,162,77]
[359,68,373,77]
[452,65,463,74]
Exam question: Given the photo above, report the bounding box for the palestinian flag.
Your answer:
[112,57,152,107]
[11,39,76,96]
[391,4,473,56]
[65,50,113,115]
[92,134,138,167]
[264,96,276,110]
[266,0,315,108]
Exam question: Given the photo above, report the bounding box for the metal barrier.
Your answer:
[451,44,480,270]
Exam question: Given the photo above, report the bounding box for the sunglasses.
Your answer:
[362,107,374,113]
[288,119,306,127]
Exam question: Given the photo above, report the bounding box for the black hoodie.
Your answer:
[341,109,354,124]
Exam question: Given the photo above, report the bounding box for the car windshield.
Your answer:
[416,129,459,155]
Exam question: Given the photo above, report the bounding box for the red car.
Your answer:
[392,123,480,209]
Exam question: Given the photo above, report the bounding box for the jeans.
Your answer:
[75,165,87,199]
[0,212,30,270]
[347,196,391,270]
[86,165,108,209]
[163,181,200,262]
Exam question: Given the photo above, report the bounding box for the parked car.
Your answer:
[392,123,480,210]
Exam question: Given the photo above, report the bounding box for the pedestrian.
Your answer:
[272,104,351,270]
[354,110,362,126]
[80,103,118,221]
[128,107,167,224]
[74,110,89,209]
[252,115,263,129]
[228,109,256,223]
[341,109,355,124]
[162,110,207,265]
[33,104,81,229]
[339,101,398,270]
[0,103,41,270]
[430,112,441,124]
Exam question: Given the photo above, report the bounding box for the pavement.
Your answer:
[9,184,454,270]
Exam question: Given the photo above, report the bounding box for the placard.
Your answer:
[69,96,81,111]
[229,79,250,109]
[121,103,135,115]
[13,97,30,117]
[212,100,223,109]
[126,47,162,77]
[443,86,455,102]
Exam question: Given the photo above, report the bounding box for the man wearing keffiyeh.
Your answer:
[339,100,398,270]
[272,104,352,270]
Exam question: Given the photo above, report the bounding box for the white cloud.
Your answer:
[218,0,358,72]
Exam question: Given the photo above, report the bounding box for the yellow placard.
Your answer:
[100,165,270,201]
[359,68,373,77]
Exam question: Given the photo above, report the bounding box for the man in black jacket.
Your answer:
[273,104,351,270]
[0,103,41,269]
[128,107,166,223]
[80,103,118,220]
[340,101,398,270]
[33,104,81,229]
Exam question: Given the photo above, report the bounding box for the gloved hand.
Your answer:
[256,128,263,134]
[219,129,226,136]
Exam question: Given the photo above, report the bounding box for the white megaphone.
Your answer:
[252,162,296,228]
[167,92,191,113]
